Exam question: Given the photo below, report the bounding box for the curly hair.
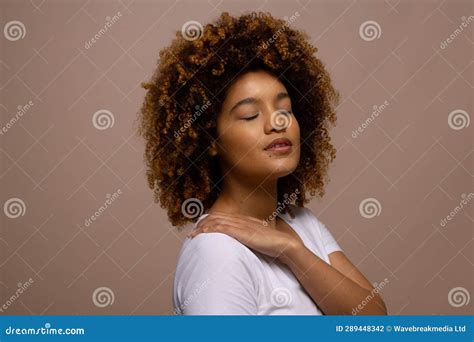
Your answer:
[137,11,340,228]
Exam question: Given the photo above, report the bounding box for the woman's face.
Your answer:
[216,70,301,181]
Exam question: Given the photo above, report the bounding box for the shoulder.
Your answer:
[179,213,250,261]
[289,204,343,255]
[292,205,326,231]
[180,231,252,263]
[285,204,319,227]
[299,205,321,226]
[175,230,260,282]
[173,231,261,314]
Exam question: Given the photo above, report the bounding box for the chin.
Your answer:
[267,162,298,178]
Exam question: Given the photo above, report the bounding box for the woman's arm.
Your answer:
[191,212,388,315]
[280,243,388,315]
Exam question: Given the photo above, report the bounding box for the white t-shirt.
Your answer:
[172,204,343,315]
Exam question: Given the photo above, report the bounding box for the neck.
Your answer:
[210,173,280,228]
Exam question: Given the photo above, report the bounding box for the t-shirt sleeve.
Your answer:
[318,221,343,255]
[303,207,343,255]
[173,232,259,315]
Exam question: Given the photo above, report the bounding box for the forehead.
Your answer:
[224,70,288,102]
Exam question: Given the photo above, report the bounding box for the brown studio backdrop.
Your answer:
[0,0,472,315]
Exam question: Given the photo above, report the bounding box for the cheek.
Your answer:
[292,120,300,138]
[217,122,263,162]
[289,118,300,147]
[288,120,301,162]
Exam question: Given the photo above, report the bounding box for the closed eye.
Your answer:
[242,113,259,121]
[241,109,292,121]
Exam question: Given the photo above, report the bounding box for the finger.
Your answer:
[206,211,265,224]
[196,218,243,233]
[188,225,215,238]
[191,222,250,242]
[186,231,193,238]
[189,224,226,238]
[199,213,265,227]
[197,215,233,228]
[197,216,248,231]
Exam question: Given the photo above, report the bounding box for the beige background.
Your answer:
[0,0,472,315]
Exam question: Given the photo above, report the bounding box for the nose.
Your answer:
[264,108,291,134]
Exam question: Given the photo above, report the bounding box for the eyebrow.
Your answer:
[228,92,290,115]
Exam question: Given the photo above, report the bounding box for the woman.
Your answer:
[138,11,387,315]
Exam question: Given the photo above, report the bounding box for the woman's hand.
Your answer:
[188,211,304,264]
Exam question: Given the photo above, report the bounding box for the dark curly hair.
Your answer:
[137,11,340,228]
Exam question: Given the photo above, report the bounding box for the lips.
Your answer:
[264,138,292,150]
